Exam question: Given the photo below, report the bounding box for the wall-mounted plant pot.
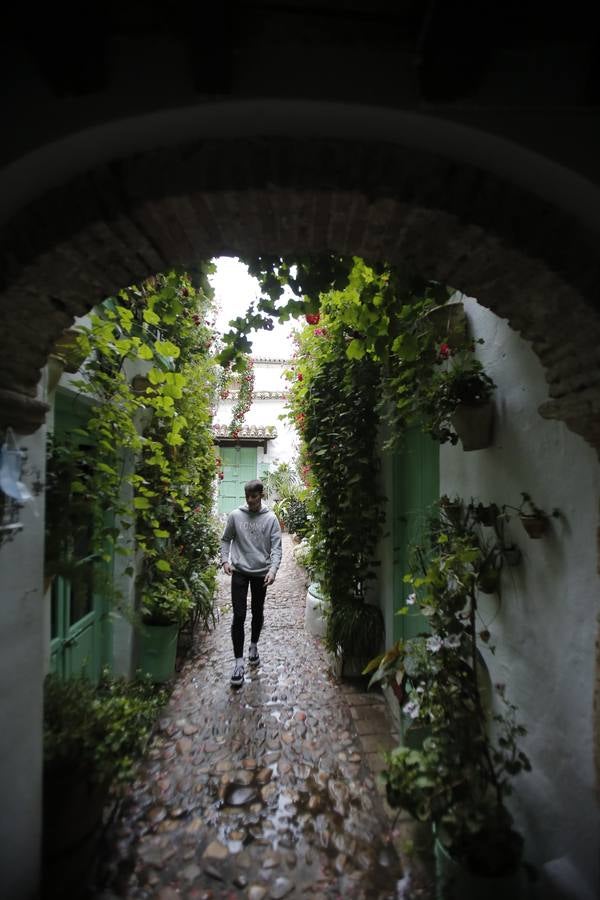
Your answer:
[51,329,87,373]
[423,301,467,343]
[519,514,548,539]
[451,402,494,451]
[502,545,522,566]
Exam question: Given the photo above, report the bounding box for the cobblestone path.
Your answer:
[95,536,411,900]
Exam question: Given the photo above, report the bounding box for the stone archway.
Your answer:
[1,127,600,896]
[1,137,600,452]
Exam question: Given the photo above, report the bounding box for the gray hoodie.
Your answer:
[221,504,283,578]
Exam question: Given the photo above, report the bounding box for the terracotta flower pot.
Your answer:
[451,401,494,451]
[519,514,548,538]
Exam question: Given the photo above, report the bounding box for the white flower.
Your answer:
[426,635,443,653]
[444,634,461,649]
[403,700,420,719]
[407,592,416,606]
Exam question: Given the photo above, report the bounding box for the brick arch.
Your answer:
[1,132,600,793]
[1,137,600,452]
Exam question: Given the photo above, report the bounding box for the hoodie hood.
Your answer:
[240,503,270,514]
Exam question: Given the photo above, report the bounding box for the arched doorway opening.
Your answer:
[1,125,599,898]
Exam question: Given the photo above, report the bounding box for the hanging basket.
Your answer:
[519,514,548,539]
[451,402,494,451]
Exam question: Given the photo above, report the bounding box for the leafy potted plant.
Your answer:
[376,513,531,898]
[138,578,194,682]
[325,596,385,677]
[432,344,496,450]
[43,671,166,898]
[501,492,560,540]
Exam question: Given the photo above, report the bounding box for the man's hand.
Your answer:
[264,572,275,586]
[223,562,232,575]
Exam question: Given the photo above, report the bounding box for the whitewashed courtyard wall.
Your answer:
[214,357,298,473]
[440,296,600,900]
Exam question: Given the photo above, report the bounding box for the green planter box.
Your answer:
[138,622,179,682]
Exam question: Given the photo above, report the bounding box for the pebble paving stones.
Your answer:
[95,535,407,899]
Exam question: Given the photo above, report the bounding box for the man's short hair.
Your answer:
[244,479,264,496]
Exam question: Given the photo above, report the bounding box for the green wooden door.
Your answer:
[48,389,112,681]
[392,428,439,642]
[218,446,258,513]
[50,563,107,681]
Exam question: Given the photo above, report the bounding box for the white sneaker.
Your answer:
[230,662,244,688]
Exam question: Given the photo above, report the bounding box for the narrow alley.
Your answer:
[92,535,423,900]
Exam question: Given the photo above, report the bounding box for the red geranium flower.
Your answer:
[305,313,320,325]
[297,373,303,381]
[439,343,451,359]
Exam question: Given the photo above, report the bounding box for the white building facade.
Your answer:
[213,356,298,513]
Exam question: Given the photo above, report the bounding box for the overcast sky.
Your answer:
[208,256,296,358]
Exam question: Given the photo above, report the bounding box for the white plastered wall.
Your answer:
[214,358,299,475]
[0,388,47,899]
[440,296,600,900]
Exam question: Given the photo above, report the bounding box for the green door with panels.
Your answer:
[49,389,112,681]
[218,446,258,513]
[392,427,439,642]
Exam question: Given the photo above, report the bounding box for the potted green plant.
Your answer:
[325,596,385,677]
[376,515,531,898]
[43,671,166,898]
[432,345,496,450]
[138,578,194,682]
[501,492,560,540]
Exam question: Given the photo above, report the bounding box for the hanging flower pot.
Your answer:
[451,401,494,451]
[519,514,548,539]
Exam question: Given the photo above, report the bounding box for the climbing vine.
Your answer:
[45,268,221,628]
[217,354,255,437]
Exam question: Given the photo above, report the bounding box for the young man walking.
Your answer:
[221,479,282,688]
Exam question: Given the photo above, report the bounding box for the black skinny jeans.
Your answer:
[231,570,267,658]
